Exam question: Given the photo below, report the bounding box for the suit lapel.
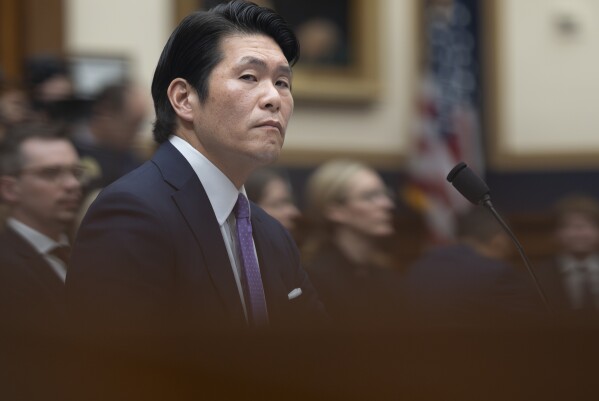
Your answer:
[7,227,65,301]
[154,142,245,322]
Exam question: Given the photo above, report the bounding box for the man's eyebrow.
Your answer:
[238,56,292,76]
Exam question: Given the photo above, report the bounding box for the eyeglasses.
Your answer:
[19,164,87,183]
[341,188,396,204]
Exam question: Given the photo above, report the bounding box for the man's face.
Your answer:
[1,138,82,237]
[556,212,599,258]
[190,34,294,176]
[104,87,149,149]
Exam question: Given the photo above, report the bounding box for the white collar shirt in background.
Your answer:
[559,254,599,309]
[7,217,69,282]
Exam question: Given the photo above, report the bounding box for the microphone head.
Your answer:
[446,162,490,205]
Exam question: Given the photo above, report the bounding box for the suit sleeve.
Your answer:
[66,190,176,339]
[269,221,329,328]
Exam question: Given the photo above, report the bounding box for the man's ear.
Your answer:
[0,176,20,204]
[167,78,196,123]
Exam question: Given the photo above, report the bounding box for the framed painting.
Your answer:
[174,0,380,103]
[68,53,130,99]
[484,0,599,169]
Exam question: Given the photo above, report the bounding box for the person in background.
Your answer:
[70,82,149,194]
[535,195,599,323]
[0,122,82,335]
[66,0,325,341]
[245,167,300,232]
[0,81,32,142]
[403,207,543,328]
[23,55,75,124]
[0,77,33,225]
[295,17,345,66]
[301,159,402,328]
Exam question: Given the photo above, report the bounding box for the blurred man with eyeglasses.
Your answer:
[0,122,83,336]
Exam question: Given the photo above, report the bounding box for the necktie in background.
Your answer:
[50,244,71,268]
[576,264,596,311]
[234,193,269,326]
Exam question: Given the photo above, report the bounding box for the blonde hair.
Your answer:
[304,160,368,222]
[302,159,370,261]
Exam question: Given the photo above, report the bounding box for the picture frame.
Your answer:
[68,53,130,100]
[174,0,380,103]
[484,0,599,170]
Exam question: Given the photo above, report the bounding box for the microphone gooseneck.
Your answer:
[447,162,552,313]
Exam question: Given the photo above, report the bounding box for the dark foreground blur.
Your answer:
[3,321,599,401]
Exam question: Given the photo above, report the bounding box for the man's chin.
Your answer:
[58,212,78,224]
[254,148,281,165]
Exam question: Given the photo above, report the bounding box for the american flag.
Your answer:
[404,0,483,244]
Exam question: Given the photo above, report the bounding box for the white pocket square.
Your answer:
[287,288,302,300]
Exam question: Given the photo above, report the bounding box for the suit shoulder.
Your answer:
[0,227,33,259]
[100,160,161,195]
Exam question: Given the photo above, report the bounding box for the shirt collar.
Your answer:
[7,217,69,254]
[559,254,599,273]
[169,135,247,226]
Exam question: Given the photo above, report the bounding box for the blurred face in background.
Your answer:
[556,212,599,259]
[328,168,395,238]
[0,88,31,126]
[258,176,300,231]
[36,74,73,103]
[0,138,83,239]
[100,87,149,150]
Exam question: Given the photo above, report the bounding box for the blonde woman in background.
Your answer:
[302,159,405,329]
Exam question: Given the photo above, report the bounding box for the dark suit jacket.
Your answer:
[304,243,406,329]
[534,257,599,324]
[66,141,325,338]
[0,226,66,336]
[534,258,573,314]
[402,244,545,328]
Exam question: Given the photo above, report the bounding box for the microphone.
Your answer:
[447,162,552,313]
[446,162,490,205]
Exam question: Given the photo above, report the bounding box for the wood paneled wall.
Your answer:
[0,0,64,83]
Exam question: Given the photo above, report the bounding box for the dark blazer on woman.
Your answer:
[304,243,406,329]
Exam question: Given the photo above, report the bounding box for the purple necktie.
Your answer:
[234,193,269,326]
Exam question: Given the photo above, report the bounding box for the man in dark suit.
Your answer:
[535,195,599,324]
[66,1,325,340]
[403,208,544,328]
[0,123,83,336]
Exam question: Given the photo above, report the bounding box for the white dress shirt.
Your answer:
[559,254,599,309]
[170,135,259,322]
[7,217,69,282]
